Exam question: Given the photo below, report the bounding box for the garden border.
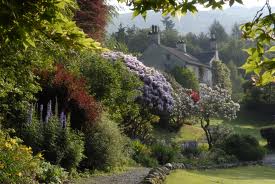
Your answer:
[141,161,263,184]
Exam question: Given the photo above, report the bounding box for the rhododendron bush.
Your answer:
[170,82,239,148]
[196,84,240,149]
[197,84,240,120]
[102,51,174,114]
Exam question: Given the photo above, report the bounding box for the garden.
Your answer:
[0,0,275,184]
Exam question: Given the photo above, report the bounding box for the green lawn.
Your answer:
[165,166,275,184]
[154,118,270,146]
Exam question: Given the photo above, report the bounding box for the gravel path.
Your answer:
[75,167,150,184]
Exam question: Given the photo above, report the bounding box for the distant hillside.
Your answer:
[107,6,272,35]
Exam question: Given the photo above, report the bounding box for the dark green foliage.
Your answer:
[212,60,232,93]
[81,52,142,120]
[38,161,68,184]
[170,66,199,90]
[207,148,238,164]
[260,127,275,148]
[210,124,234,147]
[131,140,159,167]
[0,0,100,121]
[209,20,228,42]
[82,114,130,171]
[81,52,156,141]
[221,134,265,161]
[242,81,275,106]
[227,60,245,101]
[161,29,180,48]
[151,143,179,165]
[21,115,85,170]
[161,16,175,30]
[181,147,200,158]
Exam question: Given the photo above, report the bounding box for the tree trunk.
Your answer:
[200,115,212,150]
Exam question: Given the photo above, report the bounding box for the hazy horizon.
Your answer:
[109,0,275,14]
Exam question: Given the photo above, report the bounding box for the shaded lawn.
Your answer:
[153,114,274,146]
[165,166,275,184]
[153,124,204,143]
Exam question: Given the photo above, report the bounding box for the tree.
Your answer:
[161,29,180,47]
[113,23,128,44]
[227,60,245,101]
[219,38,248,66]
[170,66,199,90]
[231,23,242,39]
[196,84,240,149]
[161,16,175,30]
[119,0,275,85]
[75,0,109,41]
[209,20,228,42]
[0,0,101,119]
[127,28,151,53]
[212,60,232,94]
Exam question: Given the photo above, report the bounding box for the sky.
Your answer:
[109,0,275,13]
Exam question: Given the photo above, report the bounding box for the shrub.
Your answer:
[102,51,175,114]
[37,65,100,130]
[38,161,68,184]
[260,127,275,148]
[212,60,232,94]
[169,66,199,90]
[81,53,157,141]
[221,134,265,161]
[0,129,42,184]
[82,114,130,171]
[131,140,158,167]
[210,124,234,147]
[21,114,85,170]
[151,143,179,165]
[207,148,238,164]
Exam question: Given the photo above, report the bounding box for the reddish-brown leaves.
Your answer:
[75,0,108,41]
[53,65,100,124]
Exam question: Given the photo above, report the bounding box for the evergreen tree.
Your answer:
[209,20,228,43]
[212,60,232,94]
[161,16,175,30]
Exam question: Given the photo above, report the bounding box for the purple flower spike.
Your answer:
[60,111,66,128]
[40,104,43,123]
[45,100,52,123]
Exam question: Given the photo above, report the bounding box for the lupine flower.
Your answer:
[60,111,66,128]
[45,100,52,123]
[40,104,43,123]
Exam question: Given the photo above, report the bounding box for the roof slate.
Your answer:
[160,45,214,68]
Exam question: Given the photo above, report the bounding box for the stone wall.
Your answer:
[141,161,263,184]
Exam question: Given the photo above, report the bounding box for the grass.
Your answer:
[153,117,271,146]
[165,166,275,184]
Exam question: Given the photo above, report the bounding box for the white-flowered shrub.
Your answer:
[195,83,240,149]
[197,84,240,120]
[102,51,174,114]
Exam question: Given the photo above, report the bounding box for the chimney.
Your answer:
[149,25,160,45]
[176,40,187,52]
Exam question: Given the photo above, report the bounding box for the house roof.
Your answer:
[193,51,216,65]
[160,45,213,68]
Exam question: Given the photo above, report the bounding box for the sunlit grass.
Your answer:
[165,166,275,184]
